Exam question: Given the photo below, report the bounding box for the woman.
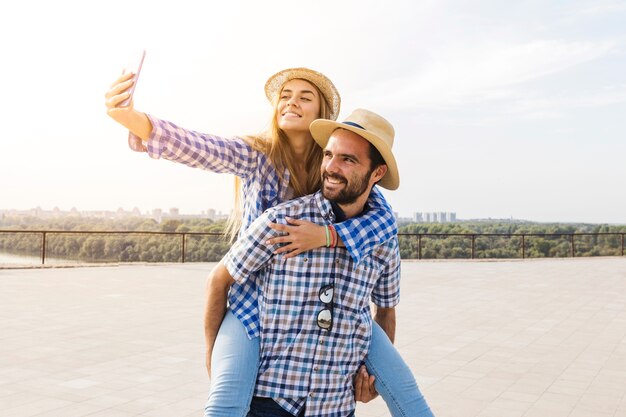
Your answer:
[105,67,432,417]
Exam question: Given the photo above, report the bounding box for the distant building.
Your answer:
[413,211,458,224]
[0,206,230,223]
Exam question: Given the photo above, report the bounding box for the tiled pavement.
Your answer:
[1,258,626,417]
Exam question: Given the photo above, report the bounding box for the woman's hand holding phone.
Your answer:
[120,50,145,107]
[105,51,152,142]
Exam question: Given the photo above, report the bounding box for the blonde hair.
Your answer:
[224,81,333,241]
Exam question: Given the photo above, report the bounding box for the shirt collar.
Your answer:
[313,191,353,223]
[313,191,335,222]
[330,201,347,222]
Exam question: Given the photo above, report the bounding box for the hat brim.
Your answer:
[265,68,341,121]
[310,120,399,190]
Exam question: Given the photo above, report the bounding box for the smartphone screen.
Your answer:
[121,50,146,107]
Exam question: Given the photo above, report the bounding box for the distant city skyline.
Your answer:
[3,206,624,225]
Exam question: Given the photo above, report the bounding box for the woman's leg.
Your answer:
[204,310,260,417]
[365,322,434,417]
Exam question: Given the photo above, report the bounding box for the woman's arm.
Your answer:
[333,186,397,263]
[265,187,397,262]
[139,117,258,177]
[105,72,258,177]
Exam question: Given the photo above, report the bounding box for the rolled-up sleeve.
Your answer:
[371,237,401,308]
[223,211,278,284]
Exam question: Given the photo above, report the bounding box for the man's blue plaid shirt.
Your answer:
[224,191,401,417]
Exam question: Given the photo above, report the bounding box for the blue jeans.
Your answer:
[366,323,434,416]
[246,397,355,417]
[204,311,259,417]
[204,311,434,417]
[247,397,306,417]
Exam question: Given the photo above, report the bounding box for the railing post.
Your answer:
[570,234,575,257]
[41,231,47,265]
[181,233,186,263]
[418,234,422,260]
[471,235,475,259]
[622,234,624,257]
[521,234,525,259]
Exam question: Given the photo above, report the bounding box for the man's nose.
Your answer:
[325,156,339,173]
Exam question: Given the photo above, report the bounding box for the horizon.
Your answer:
[2,205,625,226]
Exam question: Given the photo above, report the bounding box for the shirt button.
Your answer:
[319,340,324,345]
[335,259,340,264]
[303,257,308,262]
[314,366,319,372]
[309,392,314,398]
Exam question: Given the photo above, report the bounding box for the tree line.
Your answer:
[0,216,230,263]
[1,214,625,263]
[398,222,626,259]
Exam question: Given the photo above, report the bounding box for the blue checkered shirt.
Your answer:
[133,116,398,339]
[224,191,401,417]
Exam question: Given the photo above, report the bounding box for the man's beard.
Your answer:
[321,171,371,205]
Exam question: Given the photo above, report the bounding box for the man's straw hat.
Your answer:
[310,108,399,190]
[265,67,341,121]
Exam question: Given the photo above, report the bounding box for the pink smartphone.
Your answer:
[121,50,146,107]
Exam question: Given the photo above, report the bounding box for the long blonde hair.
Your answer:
[224,81,333,241]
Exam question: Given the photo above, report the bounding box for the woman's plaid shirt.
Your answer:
[224,191,401,417]
[133,116,398,339]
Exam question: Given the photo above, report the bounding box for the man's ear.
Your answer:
[371,165,388,184]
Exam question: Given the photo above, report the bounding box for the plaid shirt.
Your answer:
[133,116,398,339]
[224,191,401,417]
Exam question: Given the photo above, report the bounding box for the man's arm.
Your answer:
[204,261,235,378]
[373,305,396,343]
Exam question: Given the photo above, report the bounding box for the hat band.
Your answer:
[342,121,366,130]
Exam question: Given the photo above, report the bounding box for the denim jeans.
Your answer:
[204,310,259,417]
[204,310,434,417]
[365,323,434,416]
[247,397,306,417]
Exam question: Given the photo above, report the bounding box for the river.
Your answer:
[0,252,81,265]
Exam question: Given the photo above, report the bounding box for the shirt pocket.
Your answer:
[348,259,380,298]
[266,254,315,304]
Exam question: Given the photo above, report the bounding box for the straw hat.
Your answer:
[265,67,341,121]
[310,109,399,190]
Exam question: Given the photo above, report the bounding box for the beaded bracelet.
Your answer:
[328,224,337,248]
[324,225,331,247]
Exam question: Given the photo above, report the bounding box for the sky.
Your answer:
[1,0,625,223]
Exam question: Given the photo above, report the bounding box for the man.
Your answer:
[209,109,402,417]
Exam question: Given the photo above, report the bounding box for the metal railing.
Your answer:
[0,230,223,265]
[0,230,624,265]
[403,232,625,259]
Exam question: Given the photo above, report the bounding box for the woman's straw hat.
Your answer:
[265,67,341,121]
[310,108,399,190]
